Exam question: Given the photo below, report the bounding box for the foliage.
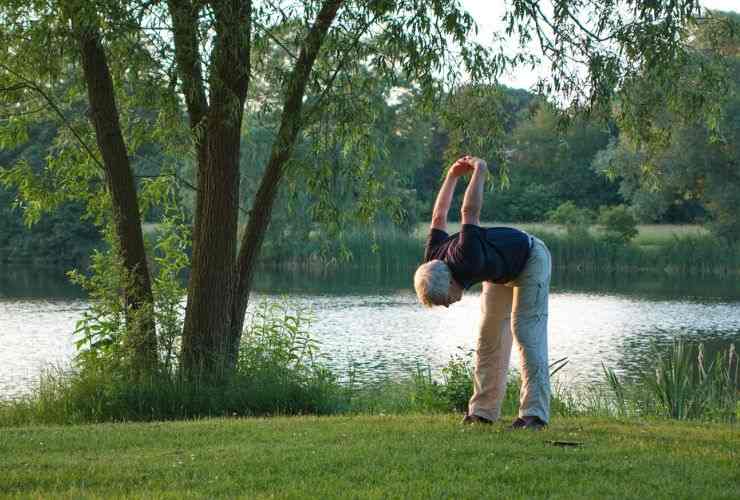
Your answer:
[486,183,562,222]
[239,299,323,382]
[547,201,595,226]
[260,223,739,276]
[67,229,138,374]
[546,201,596,237]
[0,192,100,264]
[539,228,740,275]
[344,351,575,418]
[597,11,740,240]
[0,296,343,424]
[66,176,188,375]
[148,198,191,372]
[437,347,475,412]
[644,341,738,421]
[504,104,620,213]
[259,71,424,257]
[0,123,102,264]
[1,0,736,402]
[602,341,738,422]
[598,205,639,243]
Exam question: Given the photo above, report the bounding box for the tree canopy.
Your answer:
[0,0,733,380]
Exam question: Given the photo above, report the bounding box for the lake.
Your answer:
[1,264,739,399]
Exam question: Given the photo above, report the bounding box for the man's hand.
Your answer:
[447,157,475,178]
[467,156,487,171]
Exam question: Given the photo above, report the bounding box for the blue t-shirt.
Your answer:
[423,225,532,288]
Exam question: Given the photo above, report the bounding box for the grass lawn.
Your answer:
[1,415,738,499]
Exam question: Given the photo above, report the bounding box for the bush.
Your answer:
[546,201,595,238]
[488,183,561,222]
[438,348,475,412]
[547,201,595,226]
[598,205,638,243]
[0,298,346,425]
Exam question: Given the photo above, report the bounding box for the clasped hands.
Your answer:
[448,155,487,178]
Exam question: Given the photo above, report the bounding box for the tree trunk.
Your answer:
[179,113,243,378]
[178,0,252,379]
[167,0,209,257]
[169,0,342,377]
[76,27,157,374]
[229,0,344,358]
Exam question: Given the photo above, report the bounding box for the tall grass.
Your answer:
[258,224,423,271]
[0,300,346,426]
[258,223,739,275]
[602,341,738,422]
[2,301,736,426]
[341,340,738,423]
[535,230,740,275]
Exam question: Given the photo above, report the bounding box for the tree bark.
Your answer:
[76,25,157,374]
[167,0,209,249]
[176,0,252,379]
[229,0,344,358]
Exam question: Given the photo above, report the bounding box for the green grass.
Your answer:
[631,224,709,246]
[1,415,738,499]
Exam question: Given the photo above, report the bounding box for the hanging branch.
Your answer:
[0,62,105,172]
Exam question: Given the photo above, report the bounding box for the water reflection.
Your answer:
[0,264,85,299]
[1,263,738,398]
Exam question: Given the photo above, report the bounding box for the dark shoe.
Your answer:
[511,415,547,430]
[511,417,528,429]
[461,413,494,425]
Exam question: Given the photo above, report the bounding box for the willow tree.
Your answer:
[594,11,740,239]
[0,0,726,380]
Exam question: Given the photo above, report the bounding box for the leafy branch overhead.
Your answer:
[0,0,733,380]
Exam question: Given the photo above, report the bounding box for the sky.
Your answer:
[459,0,740,89]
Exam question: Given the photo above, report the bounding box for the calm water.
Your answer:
[1,264,739,399]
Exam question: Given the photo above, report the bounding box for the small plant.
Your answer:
[239,299,321,375]
[598,205,639,244]
[439,347,475,412]
[602,363,628,416]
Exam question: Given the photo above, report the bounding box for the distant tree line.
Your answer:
[3,47,740,265]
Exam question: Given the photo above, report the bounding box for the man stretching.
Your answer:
[414,155,552,429]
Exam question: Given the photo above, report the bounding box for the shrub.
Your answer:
[490,183,561,222]
[0,296,345,425]
[546,201,595,236]
[598,205,639,243]
[439,348,475,412]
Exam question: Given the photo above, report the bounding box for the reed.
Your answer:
[258,224,740,275]
[601,341,738,422]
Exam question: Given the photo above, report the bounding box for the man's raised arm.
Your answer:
[431,158,473,232]
[461,157,488,226]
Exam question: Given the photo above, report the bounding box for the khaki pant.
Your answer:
[467,237,552,423]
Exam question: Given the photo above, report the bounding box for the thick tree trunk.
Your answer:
[180,113,243,378]
[229,0,344,358]
[177,0,252,379]
[76,28,157,374]
[169,0,342,377]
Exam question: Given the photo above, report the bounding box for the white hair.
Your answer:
[414,259,451,307]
